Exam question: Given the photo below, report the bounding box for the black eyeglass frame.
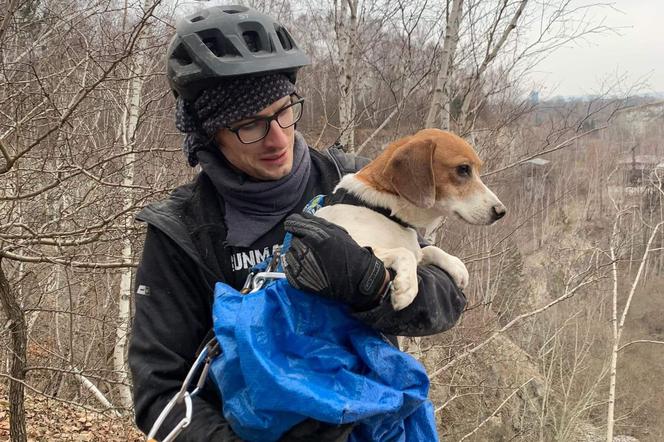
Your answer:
[226,94,305,144]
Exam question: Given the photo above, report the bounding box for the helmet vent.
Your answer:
[187,9,209,23]
[223,6,249,14]
[275,26,294,51]
[242,31,261,52]
[197,30,241,58]
[172,43,193,66]
[203,38,221,56]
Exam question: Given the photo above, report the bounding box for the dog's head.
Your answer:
[360,128,506,225]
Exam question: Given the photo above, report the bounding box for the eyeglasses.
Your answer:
[227,95,304,144]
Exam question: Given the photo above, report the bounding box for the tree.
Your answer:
[426,0,611,137]
[114,0,155,410]
[425,0,464,130]
[333,0,359,150]
[0,0,170,437]
[605,173,664,441]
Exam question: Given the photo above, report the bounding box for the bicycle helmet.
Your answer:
[167,5,311,101]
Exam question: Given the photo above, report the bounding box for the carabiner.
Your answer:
[146,392,192,442]
[146,339,220,442]
[251,271,287,292]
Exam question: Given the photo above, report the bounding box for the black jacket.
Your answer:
[129,147,467,441]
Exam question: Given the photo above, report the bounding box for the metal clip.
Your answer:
[267,245,282,272]
[146,339,220,442]
[251,272,287,292]
[240,271,255,294]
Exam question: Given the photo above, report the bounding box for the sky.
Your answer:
[526,0,664,98]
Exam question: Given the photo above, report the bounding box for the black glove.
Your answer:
[282,212,389,311]
[279,419,354,441]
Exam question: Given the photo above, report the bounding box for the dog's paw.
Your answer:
[372,247,420,311]
[421,246,469,290]
[443,255,469,290]
[390,267,419,311]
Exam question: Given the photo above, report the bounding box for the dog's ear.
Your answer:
[383,138,436,208]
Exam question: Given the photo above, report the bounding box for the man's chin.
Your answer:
[258,164,293,181]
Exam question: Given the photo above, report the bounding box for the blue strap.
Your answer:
[248,195,326,274]
[303,194,326,214]
[278,194,326,270]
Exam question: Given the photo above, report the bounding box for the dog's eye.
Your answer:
[456,165,471,177]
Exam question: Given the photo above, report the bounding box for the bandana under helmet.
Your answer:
[175,73,296,166]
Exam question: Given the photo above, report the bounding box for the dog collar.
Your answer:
[325,189,414,230]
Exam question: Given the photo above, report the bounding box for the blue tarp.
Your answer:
[209,279,438,442]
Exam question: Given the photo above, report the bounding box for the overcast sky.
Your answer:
[526,0,664,98]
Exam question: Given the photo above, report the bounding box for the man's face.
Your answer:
[215,95,295,181]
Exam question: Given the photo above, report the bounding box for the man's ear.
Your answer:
[383,138,436,208]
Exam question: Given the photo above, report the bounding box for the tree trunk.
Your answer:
[458,0,528,133]
[114,72,141,410]
[113,0,151,410]
[607,220,663,441]
[0,258,28,442]
[425,0,464,130]
[607,235,619,442]
[335,0,358,150]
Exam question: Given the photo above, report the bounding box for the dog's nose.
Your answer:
[492,204,506,221]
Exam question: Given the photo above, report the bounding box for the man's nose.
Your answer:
[263,120,288,147]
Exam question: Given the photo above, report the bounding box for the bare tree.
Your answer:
[0,0,171,437]
[606,178,664,441]
[0,256,27,441]
[114,0,155,410]
[333,0,360,149]
[425,0,464,129]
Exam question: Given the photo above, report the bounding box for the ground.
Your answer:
[0,384,142,442]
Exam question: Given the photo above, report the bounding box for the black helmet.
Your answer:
[166,5,311,101]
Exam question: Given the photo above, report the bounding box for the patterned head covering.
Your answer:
[175,73,296,166]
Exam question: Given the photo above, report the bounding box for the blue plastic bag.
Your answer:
[209,279,438,442]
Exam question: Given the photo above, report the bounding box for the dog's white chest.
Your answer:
[315,204,422,259]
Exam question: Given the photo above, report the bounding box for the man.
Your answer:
[129,5,467,441]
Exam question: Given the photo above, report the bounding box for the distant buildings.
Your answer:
[528,90,539,106]
[617,154,662,187]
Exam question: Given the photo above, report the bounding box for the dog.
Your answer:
[315,128,506,310]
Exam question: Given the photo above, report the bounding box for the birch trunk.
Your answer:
[72,367,121,415]
[606,220,663,441]
[458,0,528,133]
[114,1,151,409]
[425,0,463,130]
[334,0,358,151]
[607,225,620,442]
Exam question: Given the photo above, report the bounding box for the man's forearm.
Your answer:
[352,264,467,336]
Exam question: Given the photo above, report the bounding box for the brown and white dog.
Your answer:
[315,128,506,310]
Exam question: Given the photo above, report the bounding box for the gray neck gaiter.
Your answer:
[197,132,311,247]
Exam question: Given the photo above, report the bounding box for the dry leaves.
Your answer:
[0,385,143,441]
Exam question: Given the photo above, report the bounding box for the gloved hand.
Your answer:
[282,212,390,311]
[279,419,354,441]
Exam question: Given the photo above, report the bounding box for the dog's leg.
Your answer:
[421,246,469,290]
[373,247,419,311]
